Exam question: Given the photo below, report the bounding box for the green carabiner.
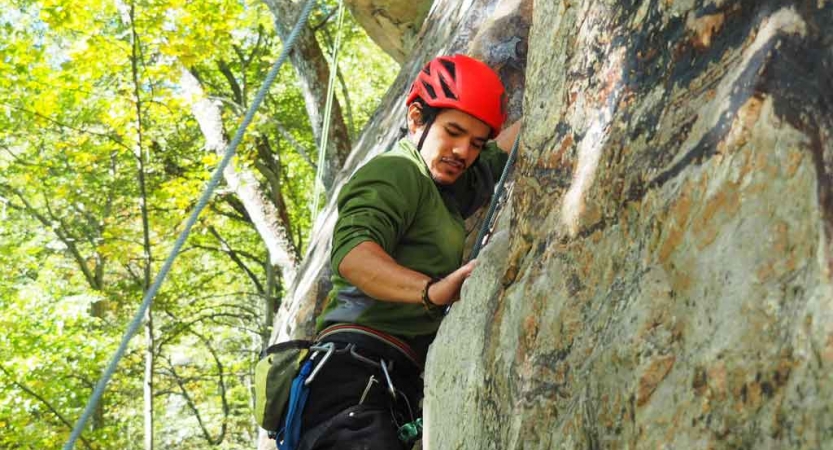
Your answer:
[397,418,423,443]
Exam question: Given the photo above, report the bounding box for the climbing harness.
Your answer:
[316,323,421,369]
[62,1,319,448]
[470,131,521,260]
[310,0,347,223]
[276,327,421,449]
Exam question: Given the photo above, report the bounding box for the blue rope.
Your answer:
[63,0,318,447]
[276,360,313,450]
[470,132,521,260]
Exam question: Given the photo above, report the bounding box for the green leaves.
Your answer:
[0,0,397,447]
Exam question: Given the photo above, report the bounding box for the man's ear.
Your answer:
[406,103,424,135]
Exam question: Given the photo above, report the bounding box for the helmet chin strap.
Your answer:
[417,116,450,186]
[416,116,435,152]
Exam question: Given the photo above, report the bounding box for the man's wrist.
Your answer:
[421,277,443,311]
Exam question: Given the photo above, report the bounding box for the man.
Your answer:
[296,54,520,450]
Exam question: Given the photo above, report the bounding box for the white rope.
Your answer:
[310,0,347,223]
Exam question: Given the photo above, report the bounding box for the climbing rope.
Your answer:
[62,1,318,448]
[469,131,521,260]
[310,0,347,223]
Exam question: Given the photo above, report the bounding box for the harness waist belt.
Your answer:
[316,324,421,371]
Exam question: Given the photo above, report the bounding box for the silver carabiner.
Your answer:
[304,342,335,386]
[379,358,396,399]
[349,345,381,368]
[358,375,378,405]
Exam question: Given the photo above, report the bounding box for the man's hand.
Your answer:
[494,120,521,153]
[339,241,478,307]
[427,260,477,306]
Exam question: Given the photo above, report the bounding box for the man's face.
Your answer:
[409,107,491,185]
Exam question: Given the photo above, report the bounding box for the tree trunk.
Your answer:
[127,3,155,446]
[179,67,300,288]
[261,0,352,190]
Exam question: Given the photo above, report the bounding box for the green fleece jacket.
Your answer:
[316,138,507,341]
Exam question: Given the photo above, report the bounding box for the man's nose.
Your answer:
[452,140,472,159]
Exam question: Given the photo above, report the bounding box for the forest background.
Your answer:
[0,0,397,447]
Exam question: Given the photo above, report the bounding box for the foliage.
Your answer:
[0,0,397,447]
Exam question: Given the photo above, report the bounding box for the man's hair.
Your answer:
[400,98,442,137]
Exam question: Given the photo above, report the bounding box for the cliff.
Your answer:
[271,0,833,448]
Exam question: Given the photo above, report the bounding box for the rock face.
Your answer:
[344,0,433,63]
[426,0,833,449]
[269,0,833,448]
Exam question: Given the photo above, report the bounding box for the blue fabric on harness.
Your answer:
[277,359,313,450]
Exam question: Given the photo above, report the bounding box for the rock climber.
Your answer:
[295,54,521,450]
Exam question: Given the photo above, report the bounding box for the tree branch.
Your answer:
[188,244,263,265]
[212,196,251,223]
[321,26,357,140]
[0,183,101,290]
[0,102,130,152]
[160,356,225,445]
[312,7,337,32]
[180,67,300,284]
[207,225,265,294]
[156,311,260,350]
[217,60,243,106]
[269,119,316,169]
[260,0,352,189]
[0,365,95,450]
[254,137,295,249]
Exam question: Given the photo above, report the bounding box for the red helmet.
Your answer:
[406,54,507,138]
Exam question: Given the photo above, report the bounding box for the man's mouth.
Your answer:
[441,157,465,171]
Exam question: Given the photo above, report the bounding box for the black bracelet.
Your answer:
[421,277,442,312]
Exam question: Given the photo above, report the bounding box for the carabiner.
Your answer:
[349,345,382,368]
[380,358,396,399]
[304,342,335,386]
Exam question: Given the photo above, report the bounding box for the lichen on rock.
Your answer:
[426,0,833,448]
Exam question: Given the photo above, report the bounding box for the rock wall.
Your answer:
[344,0,433,63]
[268,0,832,448]
[425,0,833,448]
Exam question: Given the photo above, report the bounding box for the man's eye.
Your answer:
[445,128,461,136]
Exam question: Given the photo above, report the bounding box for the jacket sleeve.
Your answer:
[330,154,423,276]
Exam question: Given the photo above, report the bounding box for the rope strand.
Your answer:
[470,132,521,260]
[311,0,347,224]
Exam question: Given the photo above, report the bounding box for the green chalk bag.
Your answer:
[253,339,312,432]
